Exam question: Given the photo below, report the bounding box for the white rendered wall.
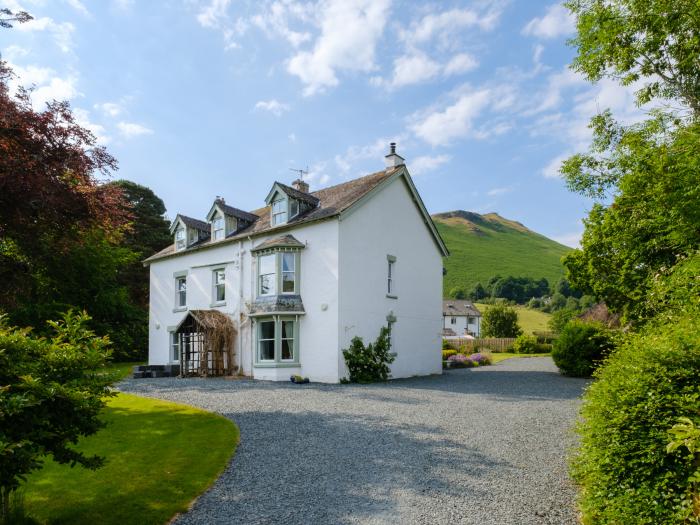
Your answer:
[443,315,481,337]
[148,219,340,382]
[338,175,443,380]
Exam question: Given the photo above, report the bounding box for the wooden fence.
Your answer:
[444,337,517,353]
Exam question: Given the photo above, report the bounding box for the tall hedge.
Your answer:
[572,313,700,524]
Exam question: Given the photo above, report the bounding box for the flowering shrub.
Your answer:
[442,349,458,360]
[447,353,469,363]
[469,352,493,365]
[447,353,477,368]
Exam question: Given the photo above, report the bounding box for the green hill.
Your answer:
[433,210,572,296]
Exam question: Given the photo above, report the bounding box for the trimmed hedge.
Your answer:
[551,320,613,377]
[572,313,700,524]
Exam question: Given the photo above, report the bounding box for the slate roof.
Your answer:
[145,167,398,263]
[273,182,320,206]
[442,300,481,317]
[179,215,210,232]
[214,199,259,223]
[251,234,305,252]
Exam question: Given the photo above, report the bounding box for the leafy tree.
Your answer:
[549,292,567,312]
[562,114,700,322]
[481,304,522,338]
[469,282,487,301]
[0,311,115,520]
[549,308,577,334]
[567,0,700,114]
[448,287,466,300]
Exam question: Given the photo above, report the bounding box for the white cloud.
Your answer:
[410,89,492,146]
[254,99,290,116]
[117,121,154,138]
[288,133,297,142]
[373,51,478,89]
[15,16,75,53]
[94,102,122,117]
[73,108,109,145]
[487,185,514,196]
[552,230,582,248]
[251,1,313,47]
[407,6,501,44]
[286,0,391,96]
[522,4,575,39]
[443,53,479,76]
[111,0,134,11]
[197,0,231,28]
[410,154,450,176]
[541,152,569,179]
[6,61,80,109]
[32,76,79,107]
[65,0,90,16]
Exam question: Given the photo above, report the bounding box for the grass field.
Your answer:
[491,352,551,363]
[475,303,552,334]
[23,393,238,525]
[434,211,571,295]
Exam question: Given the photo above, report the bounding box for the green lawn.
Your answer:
[475,303,551,335]
[23,393,238,525]
[104,361,144,381]
[491,352,551,363]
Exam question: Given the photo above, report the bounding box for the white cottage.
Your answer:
[442,300,482,338]
[143,144,449,383]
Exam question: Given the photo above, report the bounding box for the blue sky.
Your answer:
[0,0,644,247]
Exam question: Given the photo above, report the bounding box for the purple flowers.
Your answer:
[445,352,493,368]
[447,353,470,362]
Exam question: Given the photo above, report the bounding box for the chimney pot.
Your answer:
[292,178,310,193]
[384,142,405,171]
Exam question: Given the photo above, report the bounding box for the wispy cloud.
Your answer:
[522,4,575,39]
[410,154,451,176]
[372,52,478,90]
[254,99,290,116]
[487,186,514,197]
[117,121,154,138]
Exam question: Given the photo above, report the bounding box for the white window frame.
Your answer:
[212,268,226,304]
[255,316,299,366]
[271,199,287,226]
[281,252,296,295]
[170,332,180,363]
[212,214,225,241]
[451,317,456,325]
[175,226,186,251]
[175,275,187,308]
[289,199,299,219]
[258,253,277,296]
[387,255,397,298]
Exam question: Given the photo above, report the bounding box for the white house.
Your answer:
[142,144,449,383]
[443,300,482,338]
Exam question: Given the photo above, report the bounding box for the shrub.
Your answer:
[572,313,700,524]
[512,334,539,354]
[481,304,522,338]
[342,327,395,383]
[469,352,493,365]
[442,349,457,360]
[549,308,576,334]
[0,311,115,520]
[551,320,613,377]
[442,339,453,350]
[447,354,476,368]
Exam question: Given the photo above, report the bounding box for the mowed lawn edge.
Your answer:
[23,392,239,525]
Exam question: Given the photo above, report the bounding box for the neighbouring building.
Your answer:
[442,300,482,338]
[143,144,449,383]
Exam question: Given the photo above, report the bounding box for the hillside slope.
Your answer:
[433,210,572,295]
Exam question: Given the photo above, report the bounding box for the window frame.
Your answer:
[256,250,300,298]
[255,315,299,366]
[212,213,225,241]
[212,268,226,305]
[271,198,287,226]
[174,274,187,309]
[175,226,186,251]
[170,331,180,363]
[386,254,397,298]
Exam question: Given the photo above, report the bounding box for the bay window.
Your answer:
[256,316,299,365]
[256,251,299,297]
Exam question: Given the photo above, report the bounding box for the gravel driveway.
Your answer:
[119,357,588,525]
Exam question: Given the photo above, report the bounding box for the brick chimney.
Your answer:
[292,178,309,193]
[384,142,405,171]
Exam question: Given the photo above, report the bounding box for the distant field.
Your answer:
[434,210,571,295]
[475,303,551,335]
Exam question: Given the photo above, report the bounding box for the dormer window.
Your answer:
[271,199,287,226]
[212,214,224,240]
[290,199,299,218]
[175,227,186,251]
